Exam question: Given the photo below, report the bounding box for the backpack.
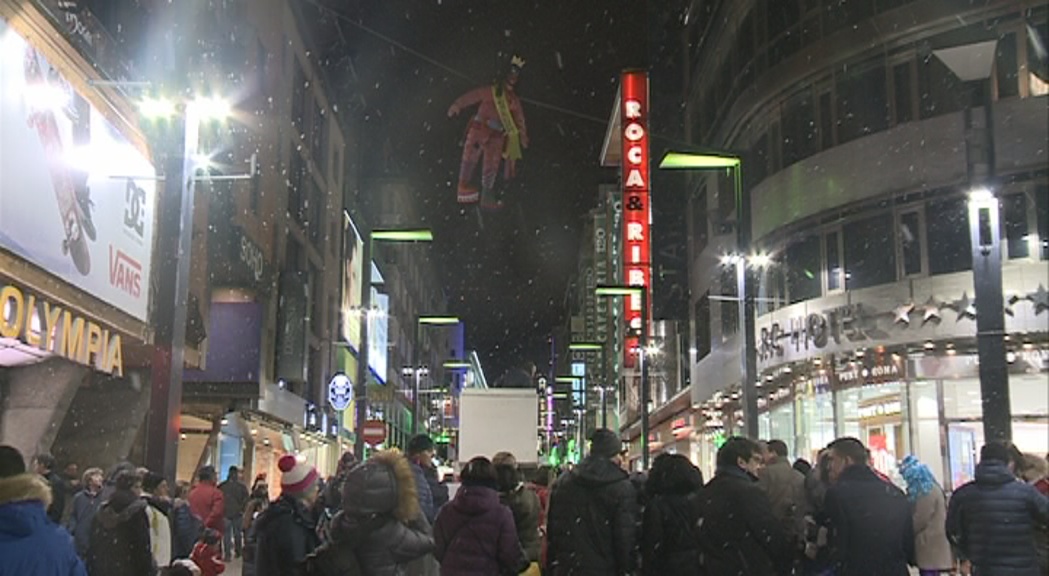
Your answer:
[298,540,363,576]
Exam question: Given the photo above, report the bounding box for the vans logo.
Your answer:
[109,246,141,298]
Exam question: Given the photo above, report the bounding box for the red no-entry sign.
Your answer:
[361,420,387,446]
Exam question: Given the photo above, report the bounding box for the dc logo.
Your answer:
[328,373,354,411]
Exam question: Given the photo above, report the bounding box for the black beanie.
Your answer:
[590,429,623,459]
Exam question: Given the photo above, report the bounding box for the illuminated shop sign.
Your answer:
[858,395,903,421]
[0,282,123,375]
[620,70,650,368]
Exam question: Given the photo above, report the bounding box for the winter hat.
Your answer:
[279,454,319,496]
[589,428,623,459]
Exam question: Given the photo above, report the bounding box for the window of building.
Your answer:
[818,89,834,150]
[892,60,916,124]
[1028,22,1049,97]
[996,32,1019,99]
[1002,192,1029,259]
[690,188,709,258]
[919,55,964,120]
[756,266,786,315]
[782,90,818,167]
[736,13,756,87]
[1036,184,1049,260]
[822,0,874,37]
[292,60,306,129]
[837,60,889,144]
[717,170,736,223]
[824,228,844,292]
[767,0,802,67]
[719,266,738,340]
[897,208,925,277]
[787,234,821,303]
[746,131,770,187]
[288,152,306,224]
[843,212,896,290]
[927,196,972,275]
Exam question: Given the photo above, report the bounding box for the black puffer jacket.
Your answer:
[824,465,914,576]
[546,456,639,575]
[946,460,1049,576]
[86,489,154,576]
[254,495,320,576]
[338,451,434,576]
[696,466,791,576]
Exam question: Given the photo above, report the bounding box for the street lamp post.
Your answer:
[141,96,232,481]
[659,151,759,439]
[412,316,460,435]
[595,284,650,468]
[569,342,607,428]
[354,229,433,458]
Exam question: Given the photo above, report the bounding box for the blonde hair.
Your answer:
[1022,453,1048,482]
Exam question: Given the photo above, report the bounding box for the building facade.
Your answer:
[681,0,1048,486]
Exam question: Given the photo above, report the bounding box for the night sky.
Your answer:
[333,1,654,379]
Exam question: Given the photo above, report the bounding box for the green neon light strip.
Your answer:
[659,151,740,169]
[371,229,433,242]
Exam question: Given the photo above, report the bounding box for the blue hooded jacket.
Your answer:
[0,473,87,576]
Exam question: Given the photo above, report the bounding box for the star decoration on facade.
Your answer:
[1030,284,1049,315]
[952,292,977,321]
[893,303,914,325]
[922,296,942,325]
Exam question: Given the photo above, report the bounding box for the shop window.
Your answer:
[919,54,965,120]
[897,209,925,277]
[824,229,844,292]
[782,91,819,167]
[1037,184,1049,260]
[787,234,821,303]
[795,381,835,462]
[926,196,972,275]
[844,213,896,290]
[995,32,1019,99]
[892,60,916,124]
[1003,192,1029,259]
[908,380,946,486]
[837,381,907,481]
[836,61,889,144]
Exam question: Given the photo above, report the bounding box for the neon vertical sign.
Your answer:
[620,70,650,368]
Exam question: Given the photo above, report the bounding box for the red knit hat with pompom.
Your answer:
[278,454,318,496]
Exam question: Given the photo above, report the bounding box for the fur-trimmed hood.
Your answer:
[0,474,52,508]
[0,474,53,540]
[342,450,421,522]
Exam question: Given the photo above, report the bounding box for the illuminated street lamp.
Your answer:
[355,228,433,458]
[412,315,461,435]
[141,95,237,481]
[594,283,651,468]
[569,341,609,428]
[659,150,759,439]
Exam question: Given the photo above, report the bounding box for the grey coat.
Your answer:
[758,458,808,543]
[910,487,953,570]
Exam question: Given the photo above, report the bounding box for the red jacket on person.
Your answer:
[188,482,225,534]
[191,541,225,576]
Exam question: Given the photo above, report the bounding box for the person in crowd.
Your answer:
[99,461,138,503]
[316,452,357,545]
[190,528,225,576]
[946,441,1049,576]
[188,466,225,537]
[697,436,790,575]
[67,466,104,559]
[240,478,269,576]
[0,444,87,576]
[33,453,67,524]
[61,462,81,524]
[823,437,914,576]
[1023,452,1049,572]
[434,456,524,576]
[171,480,201,560]
[406,435,439,524]
[254,455,322,576]
[758,439,808,553]
[546,428,639,575]
[142,471,173,568]
[217,466,247,561]
[333,449,434,575]
[160,560,201,576]
[898,455,952,576]
[793,458,813,477]
[799,449,834,576]
[641,453,703,575]
[494,452,542,567]
[87,469,154,576]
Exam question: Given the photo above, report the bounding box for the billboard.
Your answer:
[0,22,157,321]
[340,212,363,350]
[368,286,389,385]
[620,70,650,367]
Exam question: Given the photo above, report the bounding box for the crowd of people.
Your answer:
[1,431,1046,576]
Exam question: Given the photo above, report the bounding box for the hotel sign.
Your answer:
[620,70,650,368]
